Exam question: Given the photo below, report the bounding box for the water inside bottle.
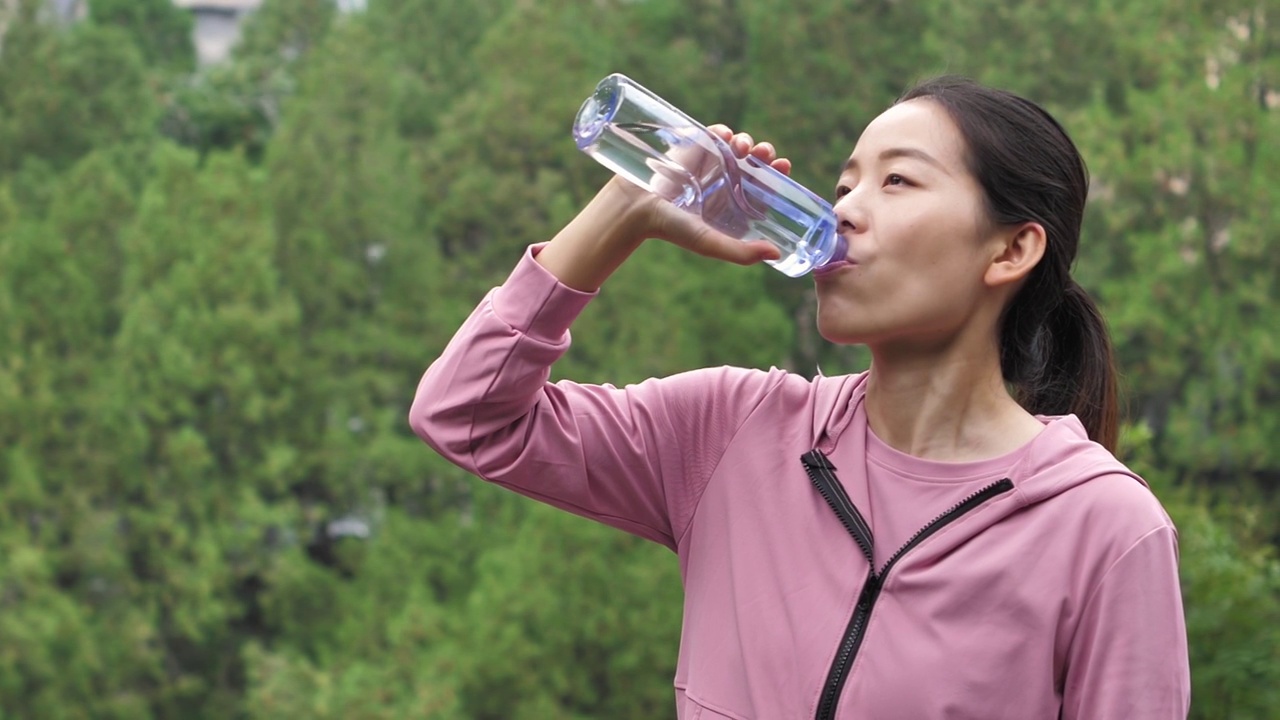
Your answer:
[575,81,841,277]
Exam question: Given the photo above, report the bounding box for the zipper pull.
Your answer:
[801,449,836,469]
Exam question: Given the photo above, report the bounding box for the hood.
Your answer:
[1006,413,1147,505]
[808,370,869,454]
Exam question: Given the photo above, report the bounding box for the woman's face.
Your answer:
[814,99,1006,350]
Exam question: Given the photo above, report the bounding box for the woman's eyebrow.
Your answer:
[841,147,952,176]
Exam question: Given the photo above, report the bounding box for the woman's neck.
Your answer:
[863,341,1044,462]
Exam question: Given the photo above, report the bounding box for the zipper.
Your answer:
[801,450,1015,720]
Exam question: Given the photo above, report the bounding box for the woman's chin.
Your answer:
[815,321,869,347]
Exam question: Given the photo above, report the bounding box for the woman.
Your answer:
[410,76,1191,719]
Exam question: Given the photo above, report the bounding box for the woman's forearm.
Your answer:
[534,178,651,292]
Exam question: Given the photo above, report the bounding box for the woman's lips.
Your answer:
[813,259,855,277]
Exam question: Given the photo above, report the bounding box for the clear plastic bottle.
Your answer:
[573,73,845,277]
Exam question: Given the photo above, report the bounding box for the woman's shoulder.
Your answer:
[1017,417,1176,535]
[1067,471,1176,534]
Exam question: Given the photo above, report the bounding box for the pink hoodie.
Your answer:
[410,247,1191,719]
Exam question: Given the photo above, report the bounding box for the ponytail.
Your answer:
[1001,279,1119,452]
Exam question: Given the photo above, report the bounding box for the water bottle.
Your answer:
[572,73,846,277]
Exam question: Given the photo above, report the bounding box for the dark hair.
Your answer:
[897,76,1119,452]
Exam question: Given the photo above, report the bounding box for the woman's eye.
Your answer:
[834,186,850,199]
[885,173,908,187]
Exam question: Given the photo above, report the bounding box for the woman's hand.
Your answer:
[537,125,792,291]
[636,124,791,266]
[712,124,793,177]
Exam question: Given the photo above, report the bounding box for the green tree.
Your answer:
[448,502,683,720]
[1124,426,1280,719]
[0,5,157,174]
[242,501,480,719]
[364,0,513,139]
[88,0,194,72]
[260,15,454,523]
[81,144,302,716]
[160,0,336,160]
[1064,3,1280,486]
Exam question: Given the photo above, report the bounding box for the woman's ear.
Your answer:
[984,222,1046,288]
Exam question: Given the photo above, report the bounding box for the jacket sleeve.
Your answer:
[408,245,785,551]
[1061,524,1191,719]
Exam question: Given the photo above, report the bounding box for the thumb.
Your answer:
[675,220,782,266]
[644,191,780,266]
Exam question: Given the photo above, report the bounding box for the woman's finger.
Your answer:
[750,141,777,163]
[652,204,781,265]
[686,228,781,266]
[707,124,733,142]
[708,126,790,175]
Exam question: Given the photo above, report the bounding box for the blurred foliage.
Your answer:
[0,0,1277,716]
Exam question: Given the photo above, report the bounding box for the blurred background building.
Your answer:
[5,0,363,65]
[171,0,261,66]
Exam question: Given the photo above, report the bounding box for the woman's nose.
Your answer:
[834,194,868,234]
